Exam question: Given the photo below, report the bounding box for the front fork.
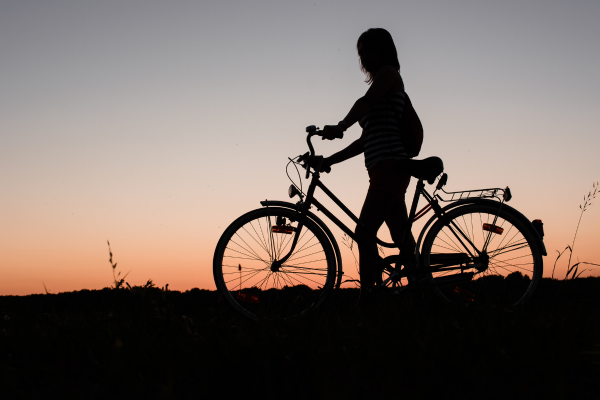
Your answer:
[268,173,320,271]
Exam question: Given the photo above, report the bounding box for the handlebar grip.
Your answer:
[320,131,344,140]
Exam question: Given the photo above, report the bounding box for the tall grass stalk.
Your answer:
[107,240,130,289]
[341,234,361,287]
[552,181,599,279]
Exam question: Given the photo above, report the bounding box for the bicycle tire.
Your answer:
[213,207,337,320]
[421,204,543,307]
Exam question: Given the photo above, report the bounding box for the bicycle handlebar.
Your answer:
[303,125,339,178]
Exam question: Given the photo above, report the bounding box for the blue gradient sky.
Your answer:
[1,0,599,294]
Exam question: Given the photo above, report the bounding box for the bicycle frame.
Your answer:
[268,132,512,283]
[271,164,439,279]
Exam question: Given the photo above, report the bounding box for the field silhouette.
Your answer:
[1,278,599,399]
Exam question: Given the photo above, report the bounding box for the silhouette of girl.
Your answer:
[321,28,417,306]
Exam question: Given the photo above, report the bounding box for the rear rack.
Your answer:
[436,187,508,202]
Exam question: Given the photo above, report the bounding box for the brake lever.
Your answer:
[297,152,309,163]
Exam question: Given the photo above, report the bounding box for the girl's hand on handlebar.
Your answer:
[320,157,332,173]
[321,125,345,140]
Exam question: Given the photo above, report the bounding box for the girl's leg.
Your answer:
[385,172,414,253]
[356,190,397,295]
[385,198,416,254]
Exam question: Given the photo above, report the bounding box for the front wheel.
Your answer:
[421,204,543,307]
[213,207,337,320]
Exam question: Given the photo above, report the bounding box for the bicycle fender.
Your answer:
[260,200,344,288]
[416,213,442,259]
[421,198,547,256]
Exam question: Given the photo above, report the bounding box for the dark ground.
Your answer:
[1,278,599,399]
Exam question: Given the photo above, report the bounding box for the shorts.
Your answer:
[367,159,411,200]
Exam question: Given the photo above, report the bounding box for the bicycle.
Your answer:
[213,126,547,320]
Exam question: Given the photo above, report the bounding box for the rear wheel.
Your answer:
[213,207,337,320]
[421,204,542,307]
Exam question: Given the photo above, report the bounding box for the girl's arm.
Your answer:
[321,65,402,170]
[323,65,400,139]
[322,130,366,170]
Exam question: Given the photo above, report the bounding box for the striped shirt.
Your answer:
[359,90,408,169]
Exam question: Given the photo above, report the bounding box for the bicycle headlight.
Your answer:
[288,185,300,199]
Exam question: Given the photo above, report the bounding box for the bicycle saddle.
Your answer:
[397,156,444,184]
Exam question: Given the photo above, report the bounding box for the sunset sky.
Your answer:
[2,0,599,295]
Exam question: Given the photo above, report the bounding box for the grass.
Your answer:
[1,278,599,399]
[552,181,600,279]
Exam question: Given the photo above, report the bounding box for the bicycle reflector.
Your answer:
[272,225,295,234]
[453,286,475,302]
[482,223,504,235]
[532,219,544,237]
[436,173,448,190]
[237,292,259,303]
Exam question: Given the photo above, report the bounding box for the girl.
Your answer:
[320,28,419,306]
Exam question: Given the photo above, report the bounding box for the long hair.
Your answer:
[357,28,400,84]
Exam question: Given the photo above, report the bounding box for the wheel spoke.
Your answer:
[488,241,530,258]
[434,230,465,253]
[222,264,265,273]
[246,221,271,257]
[286,248,324,263]
[488,258,534,273]
[223,249,266,263]
[224,268,264,286]
[280,269,326,286]
[232,234,270,264]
